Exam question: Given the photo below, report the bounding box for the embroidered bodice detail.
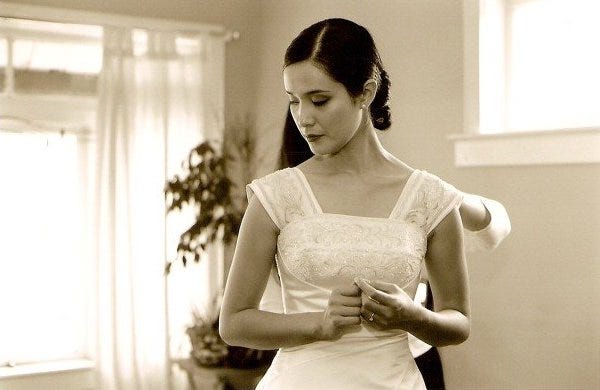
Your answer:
[246,168,318,229]
[400,171,464,235]
[246,167,462,304]
[278,217,425,289]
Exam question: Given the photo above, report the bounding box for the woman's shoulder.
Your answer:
[404,169,464,235]
[250,167,296,185]
[414,169,460,193]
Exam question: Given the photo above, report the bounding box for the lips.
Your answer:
[306,134,323,142]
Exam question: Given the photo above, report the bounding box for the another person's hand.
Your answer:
[354,278,420,330]
[317,284,362,341]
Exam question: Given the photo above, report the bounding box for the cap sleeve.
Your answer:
[246,176,285,230]
[406,171,464,235]
[245,168,308,231]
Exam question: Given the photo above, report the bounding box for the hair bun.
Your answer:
[371,104,391,130]
[370,68,391,130]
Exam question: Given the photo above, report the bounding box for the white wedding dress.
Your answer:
[246,167,463,390]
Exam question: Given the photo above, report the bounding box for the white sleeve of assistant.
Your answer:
[464,197,511,252]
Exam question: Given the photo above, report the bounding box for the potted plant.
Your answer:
[164,139,242,274]
[185,296,229,367]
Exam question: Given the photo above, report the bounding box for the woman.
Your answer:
[275,107,511,390]
[220,18,469,389]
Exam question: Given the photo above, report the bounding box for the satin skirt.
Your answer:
[256,333,426,390]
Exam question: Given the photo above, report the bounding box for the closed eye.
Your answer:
[312,99,329,107]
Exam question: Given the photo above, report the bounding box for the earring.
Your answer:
[361,104,366,110]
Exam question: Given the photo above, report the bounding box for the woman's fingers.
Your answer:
[360,299,386,318]
[335,315,362,326]
[335,284,362,297]
[331,305,362,317]
[354,278,394,306]
[367,280,398,294]
[330,293,362,307]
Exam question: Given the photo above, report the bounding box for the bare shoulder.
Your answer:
[294,157,324,175]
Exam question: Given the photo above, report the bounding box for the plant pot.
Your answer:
[187,325,229,367]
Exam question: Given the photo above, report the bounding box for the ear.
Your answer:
[359,79,378,108]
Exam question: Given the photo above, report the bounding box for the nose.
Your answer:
[296,102,315,128]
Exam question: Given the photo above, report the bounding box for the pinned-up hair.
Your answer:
[284,18,392,131]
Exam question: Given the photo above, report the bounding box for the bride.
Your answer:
[220,18,470,389]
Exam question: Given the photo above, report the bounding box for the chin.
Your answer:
[310,142,343,156]
[311,147,334,157]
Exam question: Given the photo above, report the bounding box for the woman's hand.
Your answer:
[317,284,363,341]
[354,278,421,330]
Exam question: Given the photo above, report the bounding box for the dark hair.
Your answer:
[284,18,391,131]
[280,107,314,168]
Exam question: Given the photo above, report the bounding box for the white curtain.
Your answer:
[94,26,225,390]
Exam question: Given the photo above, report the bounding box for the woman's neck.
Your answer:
[314,122,396,176]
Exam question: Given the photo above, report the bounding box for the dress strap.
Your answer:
[387,169,422,219]
[246,168,319,230]
[395,171,463,235]
[291,167,323,214]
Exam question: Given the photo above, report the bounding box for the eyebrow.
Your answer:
[285,89,331,96]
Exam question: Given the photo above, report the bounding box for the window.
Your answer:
[455,0,600,166]
[0,17,102,96]
[480,0,600,133]
[0,132,89,365]
[0,17,100,369]
[506,0,600,131]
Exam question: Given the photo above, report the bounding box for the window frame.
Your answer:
[0,2,228,389]
[1,18,99,388]
[454,0,600,167]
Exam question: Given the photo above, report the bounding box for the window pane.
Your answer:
[0,132,88,365]
[508,0,600,131]
[14,69,98,96]
[12,38,101,96]
[13,39,102,74]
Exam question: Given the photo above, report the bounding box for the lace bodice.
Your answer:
[247,167,462,314]
[279,215,425,290]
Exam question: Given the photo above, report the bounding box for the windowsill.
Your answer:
[449,127,600,167]
[0,358,94,379]
[0,359,95,390]
[0,93,97,110]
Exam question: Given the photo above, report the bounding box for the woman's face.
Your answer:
[283,60,364,155]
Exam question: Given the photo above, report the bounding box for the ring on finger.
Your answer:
[367,312,375,322]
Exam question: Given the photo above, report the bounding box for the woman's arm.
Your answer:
[219,196,362,349]
[413,208,470,346]
[219,196,322,349]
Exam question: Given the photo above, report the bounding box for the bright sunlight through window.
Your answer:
[0,133,88,365]
[507,0,600,131]
[0,17,100,368]
[480,0,600,133]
